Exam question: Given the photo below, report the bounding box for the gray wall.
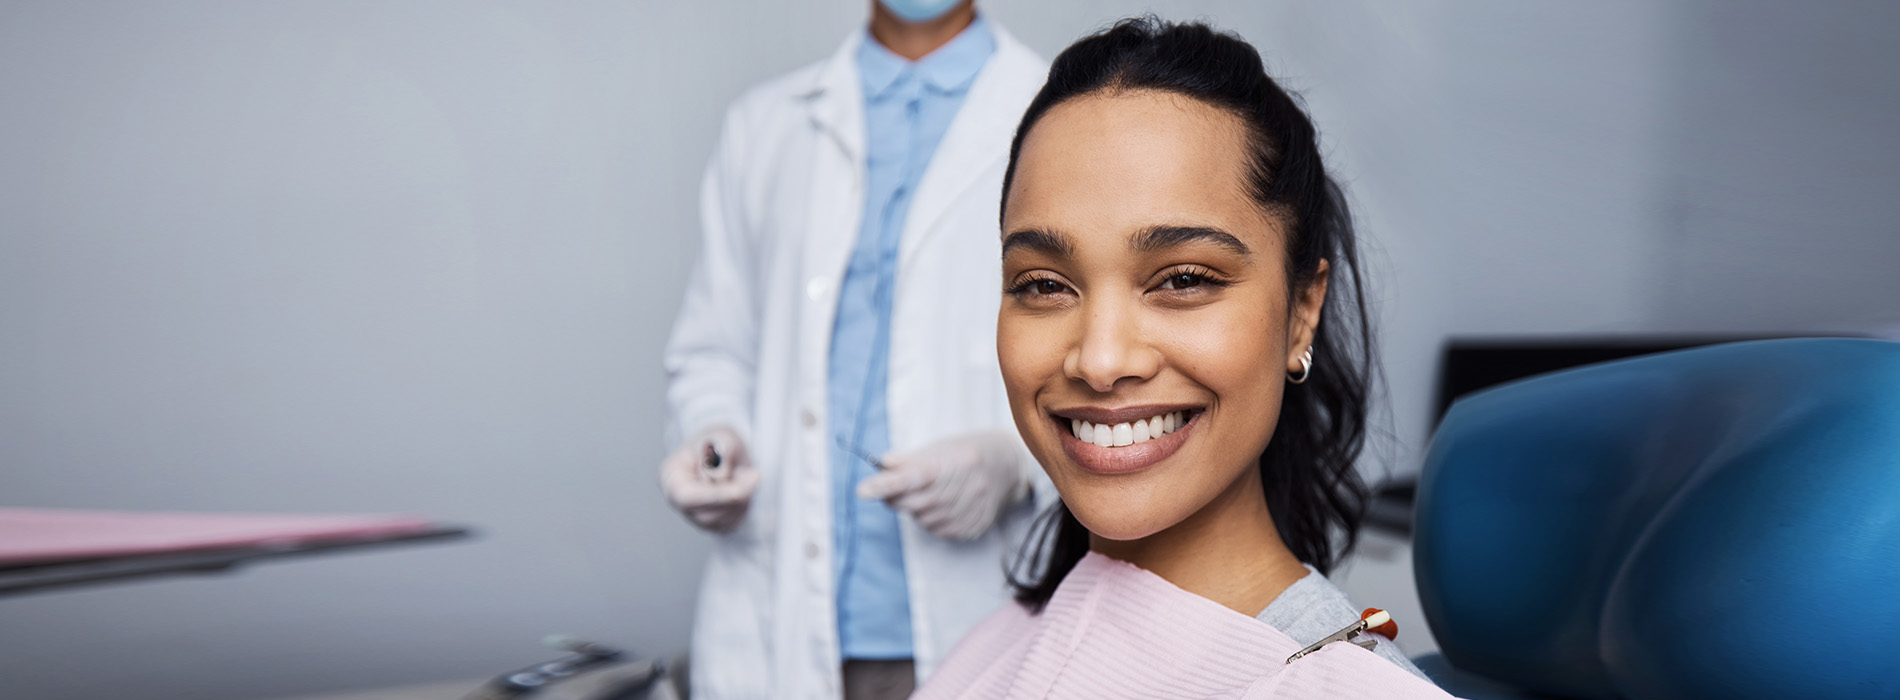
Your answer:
[1250,0,1900,471]
[1,2,1894,698]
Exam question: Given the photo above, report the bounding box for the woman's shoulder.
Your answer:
[957,598,1039,652]
[915,601,1037,699]
[1256,565,1427,680]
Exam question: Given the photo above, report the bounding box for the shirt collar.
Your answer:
[857,14,996,100]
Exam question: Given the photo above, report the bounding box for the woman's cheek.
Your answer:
[997,315,1037,390]
[997,313,1062,442]
[1151,301,1252,379]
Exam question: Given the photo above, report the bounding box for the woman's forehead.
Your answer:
[1005,91,1279,254]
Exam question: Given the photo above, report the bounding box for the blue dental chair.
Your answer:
[1409,338,1900,699]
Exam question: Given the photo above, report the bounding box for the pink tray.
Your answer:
[0,508,438,566]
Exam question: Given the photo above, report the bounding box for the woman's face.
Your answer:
[998,90,1326,542]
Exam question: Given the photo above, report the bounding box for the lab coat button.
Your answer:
[800,409,817,428]
[806,541,821,559]
[806,276,831,301]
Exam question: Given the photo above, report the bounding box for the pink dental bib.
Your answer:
[916,552,1456,700]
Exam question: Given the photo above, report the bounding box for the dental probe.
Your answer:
[834,436,886,470]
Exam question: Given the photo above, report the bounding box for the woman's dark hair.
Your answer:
[1002,17,1375,611]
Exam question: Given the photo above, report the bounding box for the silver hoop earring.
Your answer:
[1288,346,1313,384]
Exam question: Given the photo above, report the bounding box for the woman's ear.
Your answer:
[1286,259,1330,374]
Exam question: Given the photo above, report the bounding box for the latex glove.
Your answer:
[857,429,1031,541]
[659,425,759,533]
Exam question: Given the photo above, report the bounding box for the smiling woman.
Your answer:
[995,29,1366,600]
[911,17,1454,699]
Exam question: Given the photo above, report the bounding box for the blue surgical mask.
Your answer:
[878,0,963,24]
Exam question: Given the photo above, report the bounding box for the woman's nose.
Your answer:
[1063,297,1161,393]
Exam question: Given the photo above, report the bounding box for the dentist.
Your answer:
[657,2,1049,698]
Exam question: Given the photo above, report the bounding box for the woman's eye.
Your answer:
[1007,276,1072,299]
[1160,272,1205,290]
[1151,268,1229,298]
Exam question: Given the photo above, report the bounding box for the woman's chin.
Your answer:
[1067,501,1176,543]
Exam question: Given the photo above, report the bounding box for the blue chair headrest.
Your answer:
[1414,338,1900,700]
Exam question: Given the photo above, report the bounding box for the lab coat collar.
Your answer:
[802,31,869,165]
[801,21,1046,270]
[896,23,1045,270]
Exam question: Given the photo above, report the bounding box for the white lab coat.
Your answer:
[661,24,1051,700]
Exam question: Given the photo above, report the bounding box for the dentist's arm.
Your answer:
[659,106,762,531]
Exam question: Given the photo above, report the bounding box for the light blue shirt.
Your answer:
[827,17,996,661]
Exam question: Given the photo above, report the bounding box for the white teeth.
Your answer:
[1068,410,1191,448]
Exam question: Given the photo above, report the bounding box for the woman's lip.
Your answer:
[1055,410,1199,475]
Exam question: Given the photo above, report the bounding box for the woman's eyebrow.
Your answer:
[1001,228,1075,258]
[1130,225,1252,257]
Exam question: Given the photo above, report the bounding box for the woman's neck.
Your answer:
[1090,470,1309,616]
